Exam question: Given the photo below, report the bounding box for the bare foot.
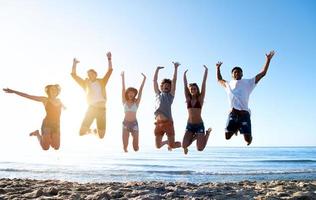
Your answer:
[206,128,212,136]
[29,130,39,137]
[183,147,188,155]
[168,146,172,151]
[124,147,128,153]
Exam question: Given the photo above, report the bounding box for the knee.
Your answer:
[197,147,204,151]
[42,145,50,151]
[98,132,105,139]
[225,132,233,140]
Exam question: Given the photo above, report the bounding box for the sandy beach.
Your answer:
[0,178,315,199]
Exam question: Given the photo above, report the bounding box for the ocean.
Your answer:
[0,147,315,183]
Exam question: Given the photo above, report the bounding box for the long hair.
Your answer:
[188,83,200,97]
[125,87,138,101]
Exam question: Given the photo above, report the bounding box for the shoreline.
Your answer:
[0,178,315,199]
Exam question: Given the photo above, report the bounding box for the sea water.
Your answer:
[0,147,315,183]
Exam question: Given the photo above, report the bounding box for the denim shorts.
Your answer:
[185,122,205,134]
[225,110,251,135]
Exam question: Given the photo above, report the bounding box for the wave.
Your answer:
[256,159,316,163]
[2,168,316,176]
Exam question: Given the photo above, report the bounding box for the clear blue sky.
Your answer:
[0,0,315,152]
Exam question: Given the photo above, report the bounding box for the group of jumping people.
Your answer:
[3,50,275,154]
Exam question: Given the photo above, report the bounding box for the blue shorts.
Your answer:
[225,109,251,135]
[185,122,205,134]
[123,120,139,133]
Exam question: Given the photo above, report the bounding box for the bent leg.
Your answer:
[196,128,212,151]
[225,113,238,140]
[155,134,167,149]
[80,107,96,136]
[182,131,195,154]
[122,129,129,152]
[131,131,139,152]
[96,108,106,139]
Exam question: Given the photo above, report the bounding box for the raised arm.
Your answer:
[171,62,180,96]
[216,61,226,88]
[153,66,164,94]
[255,50,275,84]
[200,65,208,101]
[183,70,190,99]
[102,52,113,85]
[121,71,126,103]
[136,73,146,105]
[71,58,86,89]
[3,88,46,102]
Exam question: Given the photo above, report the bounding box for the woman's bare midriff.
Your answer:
[187,108,203,124]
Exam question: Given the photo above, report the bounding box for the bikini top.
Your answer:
[187,97,202,109]
[124,102,138,113]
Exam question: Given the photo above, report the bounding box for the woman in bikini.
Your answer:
[182,65,212,154]
[121,71,146,152]
[3,85,65,150]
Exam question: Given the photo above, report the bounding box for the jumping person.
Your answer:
[153,62,182,150]
[182,65,212,154]
[216,50,275,145]
[3,85,65,150]
[71,52,113,139]
[121,71,146,152]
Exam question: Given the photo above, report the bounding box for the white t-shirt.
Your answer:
[88,81,106,105]
[225,78,256,113]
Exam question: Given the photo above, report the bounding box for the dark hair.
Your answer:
[125,87,138,101]
[161,79,172,86]
[231,66,243,73]
[45,84,61,97]
[188,83,200,96]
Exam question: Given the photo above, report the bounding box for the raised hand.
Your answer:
[172,62,180,68]
[157,66,164,70]
[121,71,125,77]
[106,52,112,60]
[184,69,188,75]
[73,58,80,64]
[3,88,14,93]
[203,65,208,70]
[141,73,146,79]
[266,50,275,60]
[216,61,223,69]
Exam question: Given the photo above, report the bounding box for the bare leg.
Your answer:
[30,130,51,150]
[167,135,181,151]
[122,129,129,152]
[196,128,212,151]
[244,134,252,146]
[131,132,139,152]
[155,135,168,149]
[50,132,60,150]
[182,131,195,155]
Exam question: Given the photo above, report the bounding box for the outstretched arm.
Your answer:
[121,71,126,103]
[153,66,163,94]
[255,50,275,84]
[71,58,86,89]
[183,70,190,99]
[3,88,46,102]
[200,65,208,102]
[216,61,226,88]
[136,73,146,105]
[102,52,113,85]
[171,62,180,96]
